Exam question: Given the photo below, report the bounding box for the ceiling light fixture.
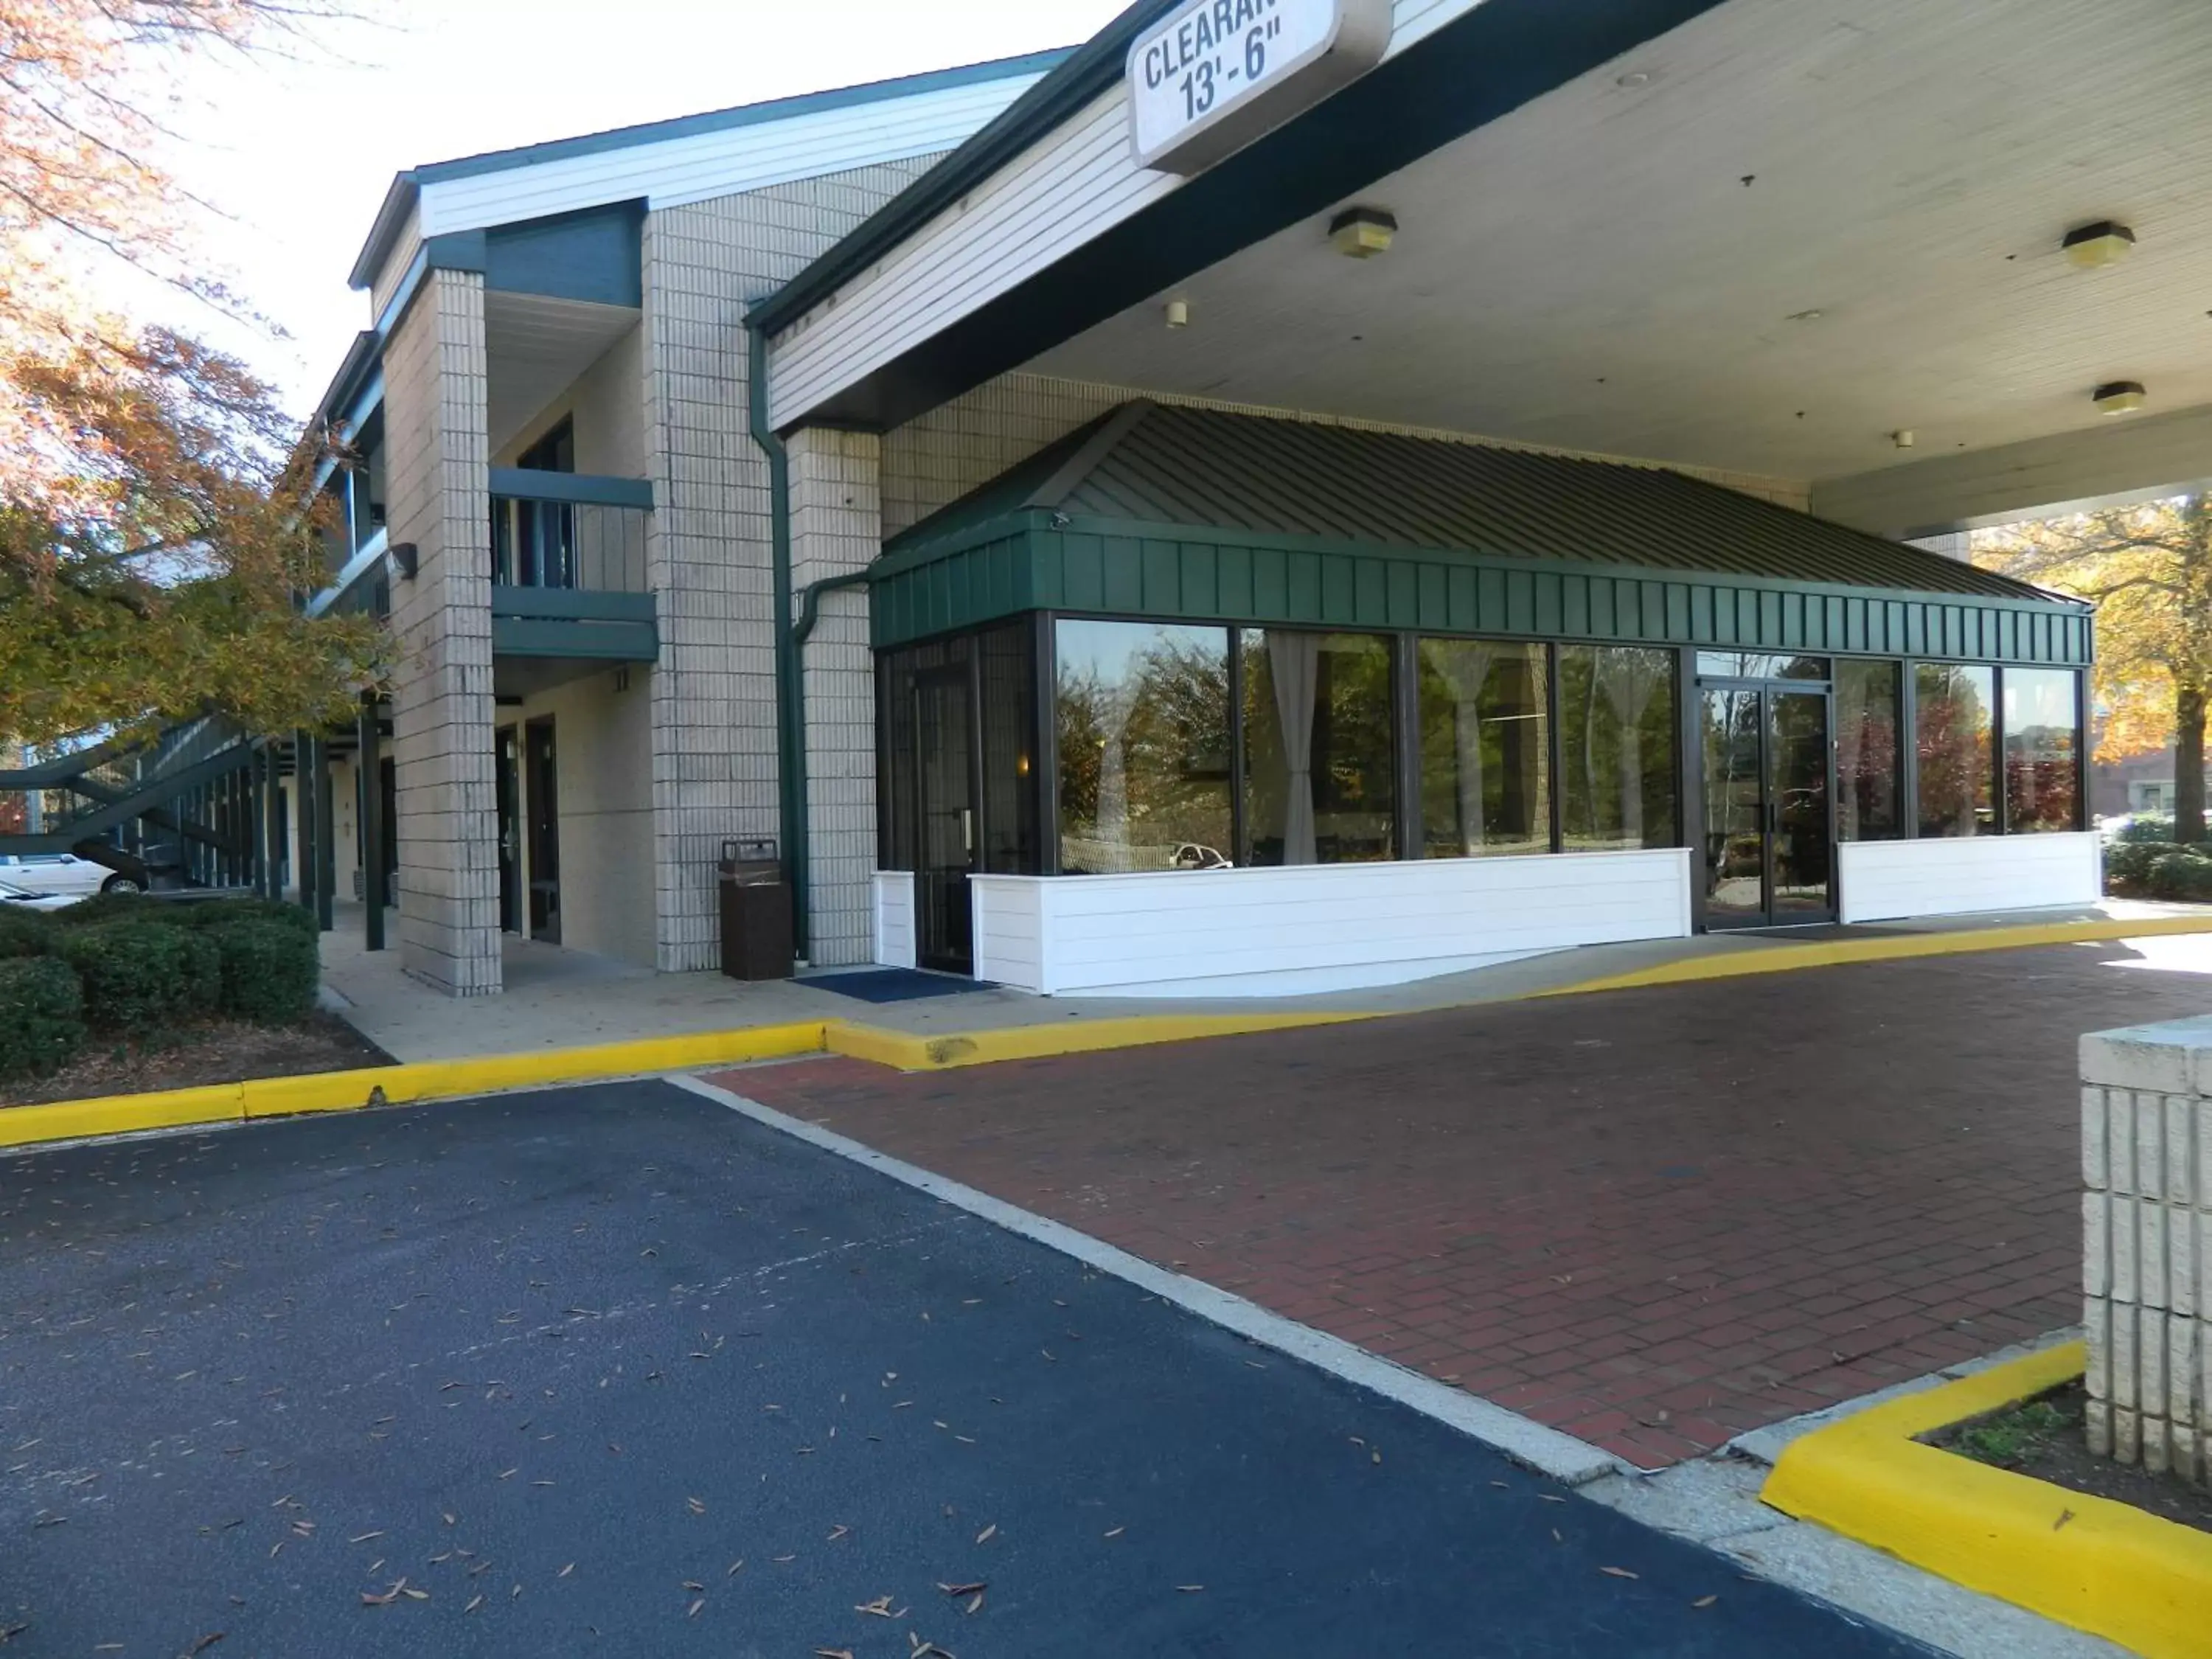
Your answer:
[1615,70,1652,88]
[2093,380,2147,415]
[1891,430,1915,450]
[2062,220,2137,268]
[1785,307,1825,323]
[1164,299,1189,329]
[1329,206,1397,259]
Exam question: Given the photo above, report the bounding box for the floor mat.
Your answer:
[801,967,996,1004]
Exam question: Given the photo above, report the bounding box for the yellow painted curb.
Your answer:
[0,1023,830,1152]
[1762,1342,2212,1659]
[824,1009,1374,1071]
[1541,915,2212,998]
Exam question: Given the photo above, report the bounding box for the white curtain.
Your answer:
[1600,655,1661,844]
[1094,682,1139,869]
[1426,643,1497,854]
[1269,631,1321,864]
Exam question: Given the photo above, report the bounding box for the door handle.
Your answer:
[961,808,973,855]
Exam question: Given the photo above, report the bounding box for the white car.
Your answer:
[0,877,79,913]
[0,852,139,897]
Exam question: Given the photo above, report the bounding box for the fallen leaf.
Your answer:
[727,1559,745,1576]
[465,1595,483,1614]
[2053,1508,2076,1531]
[1177,1585,1204,1593]
[857,1596,900,1618]
[686,1497,706,1515]
[688,1599,704,1618]
[186,1634,226,1655]
[965,1593,984,1615]
[1692,1595,1718,1609]
[1599,1567,1639,1580]
[813,1650,855,1659]
[400,1588,429,1601]
[442,1512,456,1527]
[827,1525,850,1542]
[1536,1494,1567,1503]
[557,1563,574,1579]
[1104,1526,1124,1539]
[496,1470,517,1481]
[938,1582,986,1596]
[974,1524,996,1545]
[773,1554,797,1564]
[683,1580,703,1592]
[348,1531,383,1545]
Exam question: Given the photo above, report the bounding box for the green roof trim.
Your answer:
[872,403,2093,666]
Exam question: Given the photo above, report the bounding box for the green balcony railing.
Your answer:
[489,469,652,593]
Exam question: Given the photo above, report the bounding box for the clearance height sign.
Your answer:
[1127,0,1393,173]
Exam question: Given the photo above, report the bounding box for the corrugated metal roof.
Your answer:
[888,401,2070,605]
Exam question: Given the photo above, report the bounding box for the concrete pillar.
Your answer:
[787,426,881,967]
[383,268,501,996]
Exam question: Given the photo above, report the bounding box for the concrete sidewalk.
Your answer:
[319,900,2209,1064]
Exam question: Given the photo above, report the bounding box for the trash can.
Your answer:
[717,838,792,981]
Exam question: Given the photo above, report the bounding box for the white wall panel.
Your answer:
[968,847,1690,998]
[1838,832,2102,923]
[872,871,917,969]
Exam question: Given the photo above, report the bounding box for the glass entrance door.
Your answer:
[1699,684,1834,928]
[914,667,976,971]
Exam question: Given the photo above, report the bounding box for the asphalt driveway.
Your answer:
[0,1082,1926,1657]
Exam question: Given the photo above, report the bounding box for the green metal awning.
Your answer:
[871,401,2093,665]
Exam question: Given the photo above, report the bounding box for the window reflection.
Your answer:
[1835,660,1901,841]
[1417,639,1550,858]
[1559,646,1677,851]
[2004,669,2080,832]
[1916,664,1996,837]
[1054,620,1232,874]
[1694,653,1829,681]
[1243,630,1397,865]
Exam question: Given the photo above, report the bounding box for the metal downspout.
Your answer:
[745,318,808,959]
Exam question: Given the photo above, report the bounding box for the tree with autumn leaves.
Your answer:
[1976,497,2212,842]
[0,0,386,749]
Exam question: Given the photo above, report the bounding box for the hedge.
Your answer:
[0,956,86,1078]
[0,908,56,959]
[204,916,321,1024]
[58,921,222,1037]
[2105,840,2212,902]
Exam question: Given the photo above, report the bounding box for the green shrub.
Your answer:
[2115,815,2177,845]
[204,916,320,1024]
[2103,840,2176,893]
[183,897,321,940]
[0,908,57,959]
[48,889,169,928]
[0,956,86,1079]
[58,921,220,1035]
[2146,849,2212,903]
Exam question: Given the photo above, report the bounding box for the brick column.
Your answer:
[788,426,880,967]
[2080,1022,2209,1484]
[383,268,501,997]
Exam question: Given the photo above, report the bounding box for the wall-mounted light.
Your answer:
[1329,206,1397,259]
[390,541,419,580]
[1164,299,1189,329]
[1891,429,1916,449]
[2063,220,2137,268]
[2093,380,2147,415]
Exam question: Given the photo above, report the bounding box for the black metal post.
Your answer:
[262,745,282,898]
[359,699,385,951]
[292,731,314,915]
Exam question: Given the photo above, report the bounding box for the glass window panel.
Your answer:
[1915,664,1996,837]
[1695,653,1829,681]
[1559,646,1678,851]
[877,647,918,872]
[1054,620,1232,874]
[1243,630,1397,866]
[978,623,1040,872]
[1417,639,1551,858]
[1835,660,1902,841]
[2004,668,2081,833]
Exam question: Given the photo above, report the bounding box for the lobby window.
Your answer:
[1054,620,1232,874]
[1242,630,1397,866]
[978,622,1040,872]
[1915,664,1996,837]
[1416,639,1550,858]
[1834,659,1902,841]
[2003,668,2081,832]
[1558,646,1677,852]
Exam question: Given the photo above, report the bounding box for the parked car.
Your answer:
[0,852,141,897]
[0,877,79,913]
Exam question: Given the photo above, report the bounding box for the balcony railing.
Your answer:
[489,468,652,593]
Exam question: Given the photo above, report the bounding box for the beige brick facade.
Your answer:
[383,268,501,997]
[788,426,882,966]
[639,156,940,971]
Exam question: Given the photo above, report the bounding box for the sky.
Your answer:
[148,0,1127,417]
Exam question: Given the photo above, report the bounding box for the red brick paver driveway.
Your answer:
[714,941,2211,1468]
